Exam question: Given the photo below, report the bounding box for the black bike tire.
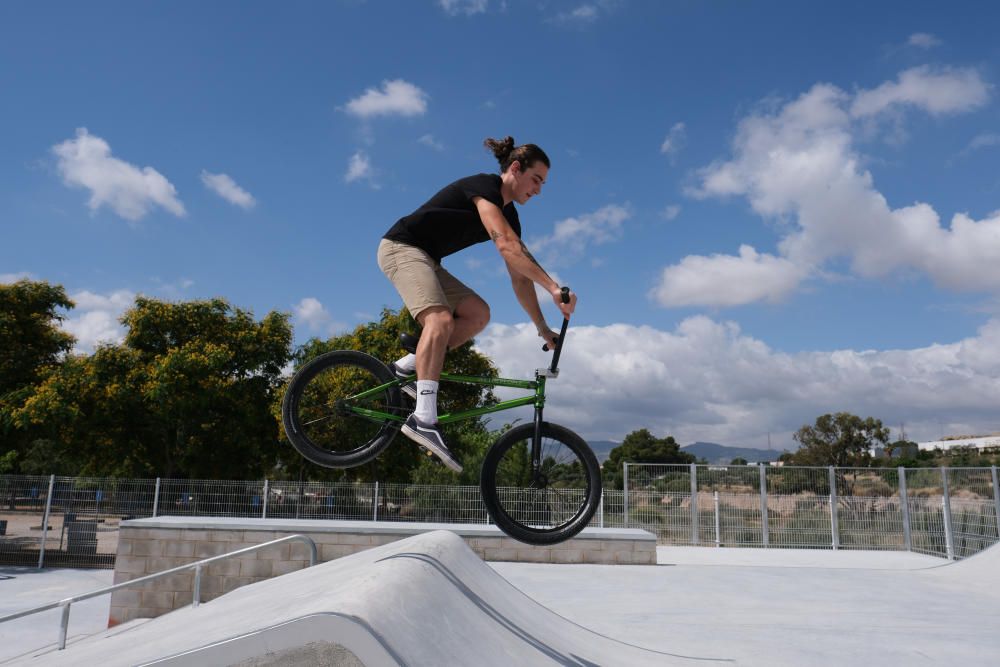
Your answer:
[480,422,602,545]
[281,350,401,468]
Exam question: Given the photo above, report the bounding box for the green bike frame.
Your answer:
[344,370,547,426]
[347,312,571,476]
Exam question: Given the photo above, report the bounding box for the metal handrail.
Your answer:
[0,533,318,651]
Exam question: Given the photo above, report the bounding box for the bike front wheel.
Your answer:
[281,350,403,468]
[480,422,602,545]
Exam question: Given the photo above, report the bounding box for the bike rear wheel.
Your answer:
[281,350,403,468]
[480,422,602,545]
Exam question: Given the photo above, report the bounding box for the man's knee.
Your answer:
[460,297,491,331]
[419,307,455,336]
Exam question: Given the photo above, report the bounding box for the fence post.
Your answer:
[152,478,161,518]
[941,467,954,560]
[690,463,699,545]
[759,464,769,548]
[713,491,721,547]
[623,463,629,529]
[598,490,604,528]
[37,475,55,569]
[58,600,71,649]
[193,564,202,608]
[828,467,839,550]
[898,467,911,551]
[992,466,1000,541]
[373,482,380,522]
[262,479,269,519]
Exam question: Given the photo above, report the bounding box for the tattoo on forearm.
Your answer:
[519,240,540,266]
[519,240,551,278]
[491,230,503,242]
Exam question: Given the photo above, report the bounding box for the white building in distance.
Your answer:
[917,434,1000,453]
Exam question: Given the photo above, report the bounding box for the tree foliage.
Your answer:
[790,412,890,467]
[603,428,695,489]
[0,280,76,471]
[10,295,293,478]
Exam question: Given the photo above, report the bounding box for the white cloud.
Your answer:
[344,79,429,119]
[418,134,445,151]
[661,205,681,221]
[549,0,620,26]
[61,289,135,353]
[851,66,990,118]
[651,245,809,307]
[200,171,256,209]
[475,316,1000,446]
[529,204,630,266]
[907,32,942,49]
[438,0,488,16]
[660,122,686,156]
[673,69,1000,306]
[556,4,598,23]
[345,151,378,188]
[965,133,1000,153]
[52,129,186,222]
[293,297,345,336]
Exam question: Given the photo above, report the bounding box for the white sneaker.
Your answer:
[401,414,463,473]
[389,362,417,400]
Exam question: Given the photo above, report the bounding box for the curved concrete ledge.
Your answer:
[25,530,732,666]
[109,517,656,624]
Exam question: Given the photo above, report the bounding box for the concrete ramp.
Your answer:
[919,541,1000,588]
[25,530,733,666]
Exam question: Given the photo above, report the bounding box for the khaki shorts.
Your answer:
[377,238,478,319]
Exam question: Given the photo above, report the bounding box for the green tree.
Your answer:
[14,297,293,478]
[0,280,75,472]
[790,412,889,467]
[603,428,695,489]
[282,308,499,483]
[730,457,749,465]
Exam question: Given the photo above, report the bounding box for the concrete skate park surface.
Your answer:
[3,532,999,666]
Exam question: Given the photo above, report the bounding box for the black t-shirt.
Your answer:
[383,173,521,263]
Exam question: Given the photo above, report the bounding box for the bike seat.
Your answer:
[399,332,420,354]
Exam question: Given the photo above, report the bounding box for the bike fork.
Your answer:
[531,405,543,475]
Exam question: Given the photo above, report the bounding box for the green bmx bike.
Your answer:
[281,289,602,545]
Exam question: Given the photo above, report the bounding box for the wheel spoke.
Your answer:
[282,352,400,467]
[484,424,599,539]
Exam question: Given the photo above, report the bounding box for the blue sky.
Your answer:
[3,1,1000,449]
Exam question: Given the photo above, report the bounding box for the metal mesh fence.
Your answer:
[3,465,999,568]
[0,475,53,567]
[622,464,1000,558]
[0,476,158,568]
[382,483,489,524]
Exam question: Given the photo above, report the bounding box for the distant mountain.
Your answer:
[682,442,782,464]
[587,440,782,465]
[588,441,619,463]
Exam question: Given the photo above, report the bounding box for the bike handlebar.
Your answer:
[543,287,571,372]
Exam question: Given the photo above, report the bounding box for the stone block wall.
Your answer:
[109,518,655,625]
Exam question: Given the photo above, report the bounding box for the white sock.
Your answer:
[394,353,416,373]
[414,380,439,424]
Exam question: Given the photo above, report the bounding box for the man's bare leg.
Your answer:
[415,306,453,382]
[414,296,490,379]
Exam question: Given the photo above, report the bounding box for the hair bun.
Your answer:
[483,136,550,173]
[484,136,515,160]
